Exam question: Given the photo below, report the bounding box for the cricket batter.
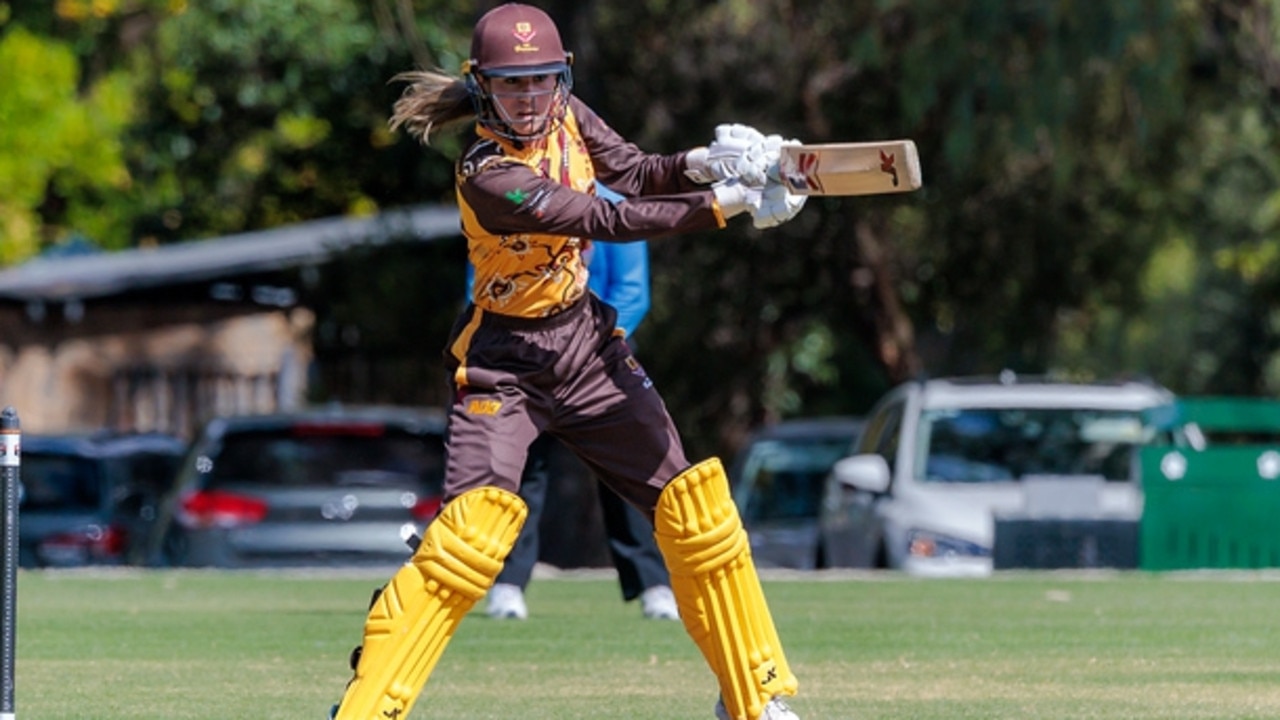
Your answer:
[327,4,806,719]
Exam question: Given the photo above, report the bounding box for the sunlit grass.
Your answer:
[11,569,1280,719]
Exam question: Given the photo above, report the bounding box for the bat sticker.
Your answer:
[779,140,922,196]
[879,150,899,187]
[781,151,825,194]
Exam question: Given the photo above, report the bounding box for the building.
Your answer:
[0,205,459,437]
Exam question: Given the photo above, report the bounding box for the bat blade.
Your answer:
[778,140,923,196]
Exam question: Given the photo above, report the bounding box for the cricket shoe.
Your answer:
[714,696,800,720]
[640,585,679,620]
[485,582,528,620]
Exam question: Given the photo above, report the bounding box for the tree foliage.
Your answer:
[0,25,134,261]
[1053,0,1280,396]
[568,1,1225,453]
[119,0,453,241]
[2,0,1278,458]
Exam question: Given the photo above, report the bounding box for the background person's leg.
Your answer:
[597,483,678,619]
[599,485,668,599]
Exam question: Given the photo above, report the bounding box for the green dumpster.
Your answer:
[1140,397,1280,570]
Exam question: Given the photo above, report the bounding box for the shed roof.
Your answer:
[0,204,460,302]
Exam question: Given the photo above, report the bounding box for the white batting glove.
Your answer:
[742,133,788,186]
[752,178,807,229]
[711,179,761,219]
[685,123,768,185]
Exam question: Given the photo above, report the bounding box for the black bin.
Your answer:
[993,518,1139,569]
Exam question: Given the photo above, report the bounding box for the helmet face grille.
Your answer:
[465,4,573,142]
[467,70,573,143]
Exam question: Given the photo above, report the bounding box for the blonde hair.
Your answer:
[388,69,475,145]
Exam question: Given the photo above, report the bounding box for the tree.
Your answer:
[6,0,1276,461]
[0,25,134,261]
[118,0,458,243]
[562,1,1212,455]
[1062,0,1280,396]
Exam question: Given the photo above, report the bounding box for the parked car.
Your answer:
[150,405,446,568]
[19,431,187,568]
[818,374,1196,577]
[729,416,865,570]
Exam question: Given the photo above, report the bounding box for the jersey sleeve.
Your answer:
[459,155,724,241]
[569,97,704,198]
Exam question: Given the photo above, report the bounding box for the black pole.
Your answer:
[0,406,18,720]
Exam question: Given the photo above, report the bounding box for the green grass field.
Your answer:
[11,568,1280,719]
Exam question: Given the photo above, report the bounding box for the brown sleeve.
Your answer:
[569,97,706,197]
[460,153,725,242]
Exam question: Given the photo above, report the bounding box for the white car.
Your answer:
[817,373,1200,577]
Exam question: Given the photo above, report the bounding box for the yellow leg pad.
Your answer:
[655,458,798,720]
[334,486,526,720]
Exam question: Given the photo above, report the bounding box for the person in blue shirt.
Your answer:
[468,183,677,621]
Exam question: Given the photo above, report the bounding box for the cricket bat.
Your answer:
[778,140,922,196]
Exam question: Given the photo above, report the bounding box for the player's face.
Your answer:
[485,73,559,138]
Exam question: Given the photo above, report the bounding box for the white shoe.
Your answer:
[714,696,799,720]
[640,585,679,620]
[485,583,527,620]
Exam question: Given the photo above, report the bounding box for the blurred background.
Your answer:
[3,1,1278,452]
[0,1,1277,570]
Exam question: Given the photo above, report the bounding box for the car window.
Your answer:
[203,428,444,490]
[914,408,1154,483]
[740,438,851,523]
[20,455,102,511]
[113,453,183,503]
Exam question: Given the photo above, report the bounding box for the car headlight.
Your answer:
[906,529,990,559]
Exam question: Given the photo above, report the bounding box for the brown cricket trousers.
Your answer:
[442,293,690,520]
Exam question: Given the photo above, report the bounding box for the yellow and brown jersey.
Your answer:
[457,96,728,319]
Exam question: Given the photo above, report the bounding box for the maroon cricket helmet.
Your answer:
[467,3,572,78]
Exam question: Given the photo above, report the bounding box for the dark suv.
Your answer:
[20,432,187,568]
[729,416,865,570]
[151,405,446,568]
